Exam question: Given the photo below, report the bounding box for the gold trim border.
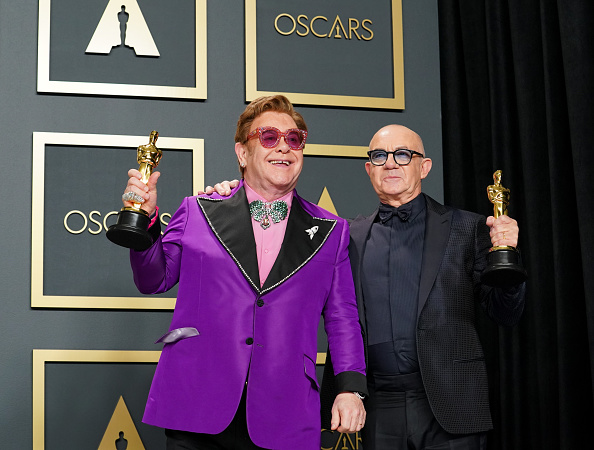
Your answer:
[305,144,368,158]
[32,349,162,450]
[37,0,207,99]
[32,349,327,449]
[245,0,404,109]
[31,132,204,310]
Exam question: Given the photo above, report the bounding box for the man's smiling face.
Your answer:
[365,124,432,207]
[235,111,304,201]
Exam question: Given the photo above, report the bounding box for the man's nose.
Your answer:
[276,140,291,153]
[384,154,399,168]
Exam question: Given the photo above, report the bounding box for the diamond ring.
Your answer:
[122,191,145,203]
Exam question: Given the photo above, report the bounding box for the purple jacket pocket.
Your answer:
[304,354,320,390]
[155,327,200,344]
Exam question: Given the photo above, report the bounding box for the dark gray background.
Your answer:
[257,0,394,97]
[43,144,190,298]
[50,0,197,86]
[0,0,442,447]
[45,363,165,449]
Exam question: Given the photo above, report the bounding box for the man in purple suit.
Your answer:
[120,95,367,449]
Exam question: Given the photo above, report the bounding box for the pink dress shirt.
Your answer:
[244,182,293,286]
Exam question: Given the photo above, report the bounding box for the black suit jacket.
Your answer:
[321,194,525,434]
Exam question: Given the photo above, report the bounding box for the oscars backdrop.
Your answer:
[0,1,442,448]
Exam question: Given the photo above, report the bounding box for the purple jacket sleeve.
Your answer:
[322,218,367,394]
[129,197,190,295]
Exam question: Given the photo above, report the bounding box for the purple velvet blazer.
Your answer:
[130,184,365,449]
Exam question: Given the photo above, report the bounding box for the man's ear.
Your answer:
[235,142,247,166]
[420,157,432,180]
[365,161,372,177]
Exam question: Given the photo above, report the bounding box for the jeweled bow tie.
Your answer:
[249,199,288,229]
[378,202,412,223]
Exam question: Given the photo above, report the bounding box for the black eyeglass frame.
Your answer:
[367,149,425,166]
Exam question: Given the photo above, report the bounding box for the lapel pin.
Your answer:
[305,226,319,240]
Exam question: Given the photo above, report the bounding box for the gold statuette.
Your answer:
[480,170,527,287]
[487,170,510,218]
[106,131,162,251]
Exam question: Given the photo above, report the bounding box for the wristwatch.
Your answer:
[353,391,366,400]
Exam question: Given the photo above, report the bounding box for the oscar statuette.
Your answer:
[106,131,162,251]
[480,170,527,287]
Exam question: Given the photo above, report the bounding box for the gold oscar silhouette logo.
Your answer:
[98,396,145,450]
[317,187,338,215]
[86,0,159,56]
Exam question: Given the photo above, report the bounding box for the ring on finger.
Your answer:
[122,191,145,203]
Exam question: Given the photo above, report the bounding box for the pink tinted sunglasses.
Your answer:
[246,126,308,150]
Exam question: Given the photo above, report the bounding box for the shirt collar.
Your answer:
[377,193,426,223]
[244,182,294,214]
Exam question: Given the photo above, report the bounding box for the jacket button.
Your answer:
[256,299,264,307]
[246,338,254,345]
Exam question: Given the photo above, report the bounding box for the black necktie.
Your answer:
[378,202,412,223]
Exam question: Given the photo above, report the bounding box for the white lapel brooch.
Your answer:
[305,226,319,240]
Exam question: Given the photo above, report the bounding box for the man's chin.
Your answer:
[378,185,404,197]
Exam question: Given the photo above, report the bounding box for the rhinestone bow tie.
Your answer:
[249,200,288,229]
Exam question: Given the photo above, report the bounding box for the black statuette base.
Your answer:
[106,209,152,251]
[481,248,527,287]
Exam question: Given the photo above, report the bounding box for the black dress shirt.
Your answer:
[362,194,426,375]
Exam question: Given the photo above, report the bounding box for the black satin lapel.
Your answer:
[261,199,336,292]
[197,187,261,291]
[418,195,452,316]
[348,211,378,337]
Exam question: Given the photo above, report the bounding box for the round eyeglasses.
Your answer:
[367,149,424,166]
[246,126,308,151]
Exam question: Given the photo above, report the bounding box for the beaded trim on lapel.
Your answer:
[260,217,337,295]
[196,197,262,293]
[197,196,339,295]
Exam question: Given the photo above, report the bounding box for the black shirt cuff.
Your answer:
[335,371,368,397]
